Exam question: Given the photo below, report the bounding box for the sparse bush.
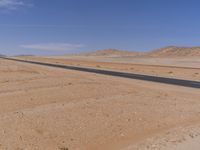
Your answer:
[59,147,68,150]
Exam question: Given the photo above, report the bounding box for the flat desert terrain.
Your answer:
[0,54,200,150]
[18,56,200,81]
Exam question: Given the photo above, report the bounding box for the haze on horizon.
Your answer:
[0,0,200,56]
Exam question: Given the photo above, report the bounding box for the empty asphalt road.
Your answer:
[1,57,200,89]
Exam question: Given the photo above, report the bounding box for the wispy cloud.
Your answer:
[20,43,84,51]
[0,0,28,10]
[0,24,79,28]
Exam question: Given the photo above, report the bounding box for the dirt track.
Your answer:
[0,58,200,150]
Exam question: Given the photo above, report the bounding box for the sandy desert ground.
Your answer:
[0,56,200,150]
[18,56,200,81]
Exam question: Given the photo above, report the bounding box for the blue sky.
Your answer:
[0,0,200,55]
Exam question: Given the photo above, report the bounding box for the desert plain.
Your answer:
[0,47,200,150]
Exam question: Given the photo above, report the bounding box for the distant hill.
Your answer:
[147,46,200,57]
[69,46,200,57]
[0,54,6,57]
[78,47,200,57]
[14,54,35,57]
[80,49,142,57]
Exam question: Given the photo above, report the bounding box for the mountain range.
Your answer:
[81,46,200,57]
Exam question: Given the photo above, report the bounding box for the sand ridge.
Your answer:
[74,46,200,57]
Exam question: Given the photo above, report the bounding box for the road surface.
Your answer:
[1,56,200,89]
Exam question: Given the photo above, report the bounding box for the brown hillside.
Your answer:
[147,46,200,57]
[76,46,200,57]
[81,49,142,57]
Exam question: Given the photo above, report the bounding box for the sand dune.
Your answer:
[76,46,200,57]
[79,49,142,57]
[147,46,200,57]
